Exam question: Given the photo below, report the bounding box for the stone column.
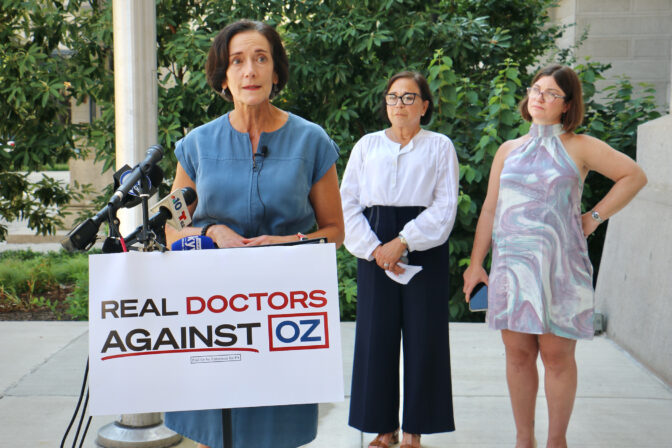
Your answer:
[112,0,160,236]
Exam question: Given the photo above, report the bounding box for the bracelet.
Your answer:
[296,232,308,241]
[201,223,215,237]
[590,210,605,224]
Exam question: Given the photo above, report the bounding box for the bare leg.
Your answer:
[538,333,577,448]
[502,330,539,448]
[401,432,421,447]
[196,445,209,448]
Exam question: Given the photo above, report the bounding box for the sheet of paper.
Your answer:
[385,262,422,285]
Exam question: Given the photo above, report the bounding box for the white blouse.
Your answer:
[340,128,459,260]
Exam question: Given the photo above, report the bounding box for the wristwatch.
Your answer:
[398,234,408,247]
[201,223,215,237]
[590,210,605,224]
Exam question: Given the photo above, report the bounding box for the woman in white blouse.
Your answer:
[341,71,459,448]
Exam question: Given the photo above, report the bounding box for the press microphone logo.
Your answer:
[119,169,153,197]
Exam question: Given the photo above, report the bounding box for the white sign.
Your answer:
[88,244,343,415]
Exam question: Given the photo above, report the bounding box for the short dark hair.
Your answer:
[205,20,289,101]
[380,71,434,125]
[519,64,584,132]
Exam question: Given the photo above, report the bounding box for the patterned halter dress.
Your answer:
[488,123,594,339]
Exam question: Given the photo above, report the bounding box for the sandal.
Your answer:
[399,433,421,448]
[368,429,400,448]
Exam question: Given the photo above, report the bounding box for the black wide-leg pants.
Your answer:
[348,206,455,435]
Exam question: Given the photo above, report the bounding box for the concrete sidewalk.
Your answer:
[1,321,670,447]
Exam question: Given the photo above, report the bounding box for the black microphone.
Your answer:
[113,164,164,209]
[122,187,197,246]
[61,146,165,252]
[254,145,268,158]
[108,145,164,209]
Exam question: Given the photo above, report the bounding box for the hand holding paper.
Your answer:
[386,263,422,285]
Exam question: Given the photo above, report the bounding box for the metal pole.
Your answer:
[96,1,180,446]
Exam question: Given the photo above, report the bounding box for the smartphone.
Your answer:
[468,282,488,312]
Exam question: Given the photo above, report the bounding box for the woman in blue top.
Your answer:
[164,19,344,448]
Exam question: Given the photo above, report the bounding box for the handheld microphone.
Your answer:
[108,145,164,209]
[149,186,195,231]
[170,235,216,251]
[122,187,197,247]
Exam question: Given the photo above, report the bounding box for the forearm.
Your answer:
[304,224,344,248]
[591,169,648,219]
[165,224,202,246]
[470,208,495,267]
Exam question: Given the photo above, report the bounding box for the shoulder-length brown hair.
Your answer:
[519,64,584,132]
[379,70,434,125]
[205,19,289,102]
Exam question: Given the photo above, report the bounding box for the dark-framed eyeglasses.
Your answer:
[526,86,566,103]
[385,92,419,106]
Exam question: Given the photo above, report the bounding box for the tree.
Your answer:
[0,0,107,240]
[1,0,660,320]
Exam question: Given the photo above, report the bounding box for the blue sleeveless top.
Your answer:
[164,111,339,448]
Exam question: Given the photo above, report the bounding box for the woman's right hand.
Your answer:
[463,263,489,302]
[207,224,247,248]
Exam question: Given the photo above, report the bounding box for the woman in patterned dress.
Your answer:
[462,65,647,448]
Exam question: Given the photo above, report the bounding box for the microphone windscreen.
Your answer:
[181,186,197,205]
[171,235,216,251]
[122,164,165,208]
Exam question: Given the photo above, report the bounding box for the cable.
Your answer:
[79,417,92,448]
[61,358,89,448]
[71,389,90,448]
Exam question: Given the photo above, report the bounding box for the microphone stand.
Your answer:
[96,177,179,448]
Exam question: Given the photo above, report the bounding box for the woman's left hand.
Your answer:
[581,212,600,237]
[373,238,407,275]
[242,235,298,246]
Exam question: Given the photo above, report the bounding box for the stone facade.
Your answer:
[595,114,672,386]
[551,0,672,109]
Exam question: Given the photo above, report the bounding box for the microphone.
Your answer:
[112,163,164,209]
[254,145,268,158]
[171,235,216,251]
[60,153,166,253]
[122,187,197,247]
[108,145,164,209]
[149,186,196,231]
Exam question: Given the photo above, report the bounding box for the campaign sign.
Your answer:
[88,244,343,415]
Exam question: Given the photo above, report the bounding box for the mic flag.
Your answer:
[121,186,197,247]
[150,186,196,231]
[171,235,216,251]
[112,164,164,208]
[108,145,164,209]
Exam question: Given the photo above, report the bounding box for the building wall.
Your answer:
[551,0,672,110]
[595,114,672,386]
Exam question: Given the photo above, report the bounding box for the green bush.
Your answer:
[0,250,90,319]
[1,0,661,322]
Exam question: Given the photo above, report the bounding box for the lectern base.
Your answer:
[96,421,182,448]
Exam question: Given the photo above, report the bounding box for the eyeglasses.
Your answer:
[385,92,419,106]
[527,86,566,103]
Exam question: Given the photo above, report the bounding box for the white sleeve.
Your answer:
[400,138,459,251]
[340,140,381,261]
